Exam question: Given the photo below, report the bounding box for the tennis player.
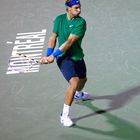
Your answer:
[41,0,91,127]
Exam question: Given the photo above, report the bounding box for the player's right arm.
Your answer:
[41,15,59,64]
[48,32,57,49]
[41,33,57,64]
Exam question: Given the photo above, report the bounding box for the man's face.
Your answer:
[68,4,81,17]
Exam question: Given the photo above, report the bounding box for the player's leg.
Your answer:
[57,57,78,126]
[60,77,79,127]
[73,59,91,100]
[64,77,79,106]
[77,77,87,91]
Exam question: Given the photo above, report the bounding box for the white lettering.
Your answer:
[13,43,44,50]
[6,29,47,74]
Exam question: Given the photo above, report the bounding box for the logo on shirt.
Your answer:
[69,25,74,28]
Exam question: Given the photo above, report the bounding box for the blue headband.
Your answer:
[65,0,81,7]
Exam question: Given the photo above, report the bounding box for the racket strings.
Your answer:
[9,52,40,73]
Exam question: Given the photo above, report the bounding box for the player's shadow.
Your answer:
[72,86,140,140]
[74,85,140,121]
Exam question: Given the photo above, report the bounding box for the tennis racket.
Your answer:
[12,51,40,63]
[8,51,42,73]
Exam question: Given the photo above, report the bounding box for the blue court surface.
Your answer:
[0,0,140,140]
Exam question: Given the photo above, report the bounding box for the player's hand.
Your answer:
[41,56,48,64]
[46,55,55,64]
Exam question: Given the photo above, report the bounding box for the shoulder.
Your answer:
[75,16,86,25]
[78,16,86,21]
[54,14,66,21]
[74,16,87,27]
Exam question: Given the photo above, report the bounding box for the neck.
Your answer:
[67,13,74,20]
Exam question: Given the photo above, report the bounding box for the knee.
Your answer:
[69,77,79,89]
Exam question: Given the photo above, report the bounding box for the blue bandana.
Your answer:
[65,0,81,7]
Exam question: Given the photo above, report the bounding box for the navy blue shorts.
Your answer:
[56,57,87,82]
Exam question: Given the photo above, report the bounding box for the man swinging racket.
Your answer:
[41,0,91,127]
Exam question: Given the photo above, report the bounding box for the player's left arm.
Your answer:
[59,34,80,52]
[44,34,79,64]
